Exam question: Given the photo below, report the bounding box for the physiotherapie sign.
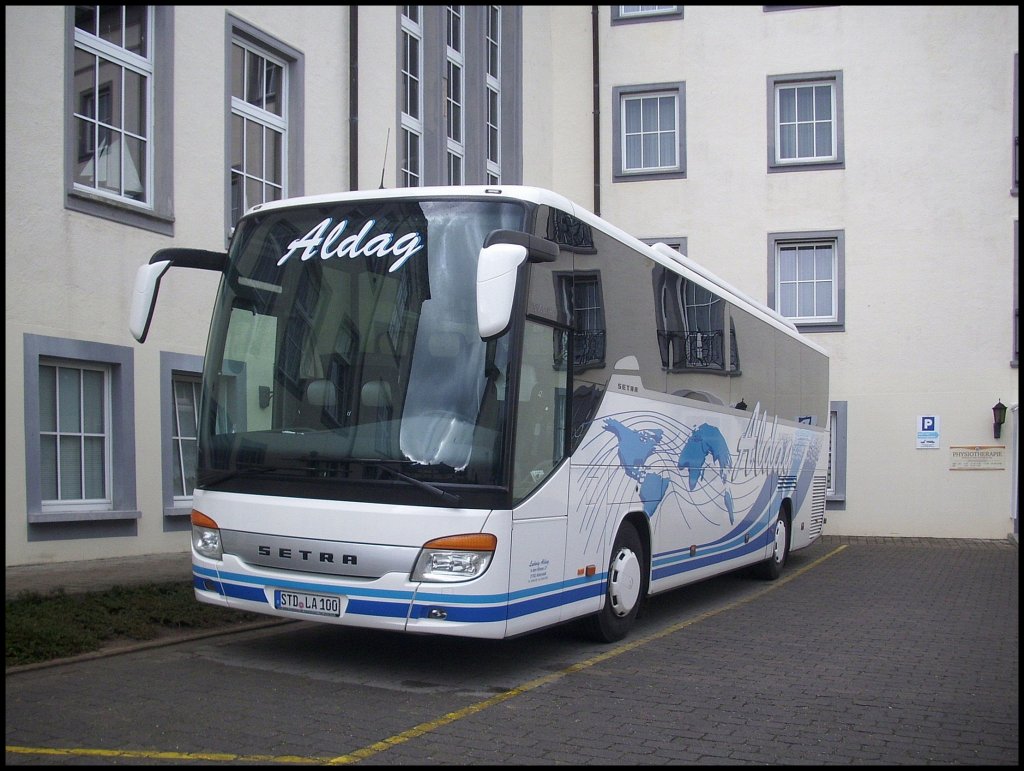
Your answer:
[948,445,1007,471]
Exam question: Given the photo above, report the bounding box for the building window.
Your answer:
[827,400,848,506]
[400,6,424,187]
[66,5,173,234]
[227,16,304,234]
[394,6,521,187]
[171,377,198,498]
[767,71,844,172]
[768,230,845,332]
[611,6,683,24]
[72,6,150,204]
[624,93,677,171]
[161,353,204,517]
[777,243,835,320]
[485,5,502,184]
[39,361,111,510]
[613,82,686,182]
[24,335,139,525]
[230,41,286,223]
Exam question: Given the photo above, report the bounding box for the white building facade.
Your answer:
[5,5,1018,567]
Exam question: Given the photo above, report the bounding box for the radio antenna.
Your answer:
[379,128,390,189]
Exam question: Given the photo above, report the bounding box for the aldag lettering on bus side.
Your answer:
[730,404,802,481]
[277,217,425,271]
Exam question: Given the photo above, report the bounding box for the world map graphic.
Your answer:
[602,417,736,524]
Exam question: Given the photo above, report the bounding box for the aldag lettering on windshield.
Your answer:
[277,217,425,271]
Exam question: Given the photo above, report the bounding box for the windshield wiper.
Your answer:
[369,463,461,506]
[200,458,462,505]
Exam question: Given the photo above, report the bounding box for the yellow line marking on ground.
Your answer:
[3,746,324,764]
[7,545,847,765]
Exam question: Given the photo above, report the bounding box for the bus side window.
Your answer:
[512,322,568,501]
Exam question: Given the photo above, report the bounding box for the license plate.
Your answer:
[274,590,342,617]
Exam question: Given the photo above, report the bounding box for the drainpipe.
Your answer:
[349,6,359,190]
[591,5,601,216]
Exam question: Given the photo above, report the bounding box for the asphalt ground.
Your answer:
[4,535,1019,765]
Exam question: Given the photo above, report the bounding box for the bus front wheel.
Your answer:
[582,521,645,643]
[756,508,789,580]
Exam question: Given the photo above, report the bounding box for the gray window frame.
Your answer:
[1013,53,1018,197]
[767,229,845,332]
[611,5,683,25]
[613,81,687,183]
[225,14,304,241]
[444,5,465,185]
[23,334,139,525]
[399,6,425,187]
[160,352,203,525]
[642,237,688,254]
[1013,220,1019,368]
[763,5,838,12]
[395,6,522,186]
[484,4,502,184]
[64,5,175,235]
[767,70,844,173]
[826,400,847,507]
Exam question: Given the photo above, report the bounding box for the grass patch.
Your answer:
[6,582,266,668]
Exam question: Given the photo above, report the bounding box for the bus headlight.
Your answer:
[412,533,497,582]
[191,509,223,560]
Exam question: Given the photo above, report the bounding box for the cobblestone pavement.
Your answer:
[5,535,1018,765]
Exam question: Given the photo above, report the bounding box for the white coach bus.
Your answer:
[131,185,829,642]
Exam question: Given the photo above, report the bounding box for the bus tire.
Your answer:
[756,507,789,580]
[582,521,645,643]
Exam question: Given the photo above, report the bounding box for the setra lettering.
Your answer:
[255,544,354,564]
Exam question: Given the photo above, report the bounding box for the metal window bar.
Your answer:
[573,329,606,366]
[658,330,724,370]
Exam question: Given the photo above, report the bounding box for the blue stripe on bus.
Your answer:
[652,535,766,582]
[346,598,411,618]
[410,581,604,622]
[194,563,605,606]
[197,535,774,624]
[198,534,777,626]
[200,575,412,617]
[653,511,772,562]
[194,574,266,603]
[195,567,606,623]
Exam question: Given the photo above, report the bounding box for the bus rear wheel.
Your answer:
[756,508,789,580]
[582,521,645,643]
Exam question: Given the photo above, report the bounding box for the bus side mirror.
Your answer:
[129,248,227,343]
[477,242,528,339]
[129,260,173,343]
[476,230,559,340]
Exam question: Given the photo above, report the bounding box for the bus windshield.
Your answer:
[197,197,526,494]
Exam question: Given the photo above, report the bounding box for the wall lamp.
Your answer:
[992,399,1007,440]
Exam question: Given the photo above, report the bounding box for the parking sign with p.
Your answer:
[917,415,940,448]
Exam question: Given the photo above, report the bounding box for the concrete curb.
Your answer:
[5,618,296,675]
